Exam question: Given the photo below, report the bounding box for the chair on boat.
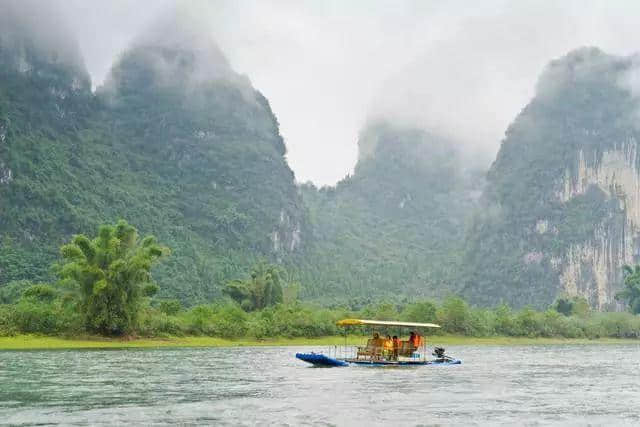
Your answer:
[398,341,416,357]
[357,339,383,360]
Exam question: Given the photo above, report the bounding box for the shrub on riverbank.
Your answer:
[4,293,640,340]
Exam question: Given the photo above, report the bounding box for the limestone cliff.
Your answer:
[463,47,640,309]
[555,144,640,309]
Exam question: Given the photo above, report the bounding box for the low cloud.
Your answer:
[10,0,640,184]
[368,1,640,167]
[102,5,252,97]
[0,0,85,73]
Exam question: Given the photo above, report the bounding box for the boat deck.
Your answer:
[343,358,429,366]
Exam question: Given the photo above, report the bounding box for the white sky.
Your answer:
[54,0,640,185]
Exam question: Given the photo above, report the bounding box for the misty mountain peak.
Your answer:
[0,0,89,88]
[104,9,250,96]
[356,120,457,169]
[534,47,632,103]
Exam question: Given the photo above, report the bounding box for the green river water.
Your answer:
[1,345,640,425]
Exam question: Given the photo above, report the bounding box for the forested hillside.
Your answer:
[463,47,640,309]
[4,1,640,312]
[0,11,305,304]
[295,121,482,304]
[0,6,95,284]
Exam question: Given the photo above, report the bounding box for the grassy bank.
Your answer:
[1,334,639,350]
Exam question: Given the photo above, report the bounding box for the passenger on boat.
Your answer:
[392,335,400,360]
[408,331,418,348]
[399,340,412,357]
[358,332,382,359]
[410,331,421,348]
[383,335,393,357]
[372,332,383,346]
[372,332,385,359]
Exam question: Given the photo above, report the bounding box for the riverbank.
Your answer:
[1,334,638,350]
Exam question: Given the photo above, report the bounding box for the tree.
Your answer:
[0,280,33,304]
[157,299,182,316]
[616,265,640,314]
[401,300,437,323]
[223,263,283,311]
[56,220,168,335]
[553,295,590,317]
[437,296,472,334]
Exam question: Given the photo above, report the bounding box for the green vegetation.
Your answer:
[0,22,304,306]
[57,220,168,335]
[295,121,482,303]
[4,264,640,341]
[1,216,640,344]
[553,295,590,317]
[223,263,283,311]
[616,265,640,314]
[4,15,640,332]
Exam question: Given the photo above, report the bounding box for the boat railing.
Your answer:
[328,344,357,360]
[328,342,429,362]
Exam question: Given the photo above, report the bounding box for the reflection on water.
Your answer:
[1,344,640,425]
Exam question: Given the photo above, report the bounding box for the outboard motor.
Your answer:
[432,347,447,360]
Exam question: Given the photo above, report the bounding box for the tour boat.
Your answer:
[296,319,461,367]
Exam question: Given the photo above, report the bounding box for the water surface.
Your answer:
[1,344,640,425]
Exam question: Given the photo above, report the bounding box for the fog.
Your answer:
[9,0,640,184]
[100,6,254,96]
[0,0,85,72]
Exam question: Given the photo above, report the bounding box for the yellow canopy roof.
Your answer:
[336,318,441,328]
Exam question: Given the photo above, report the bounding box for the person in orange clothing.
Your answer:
[383,335,393,358]
[412,332,422,348]
[409,331,417,348]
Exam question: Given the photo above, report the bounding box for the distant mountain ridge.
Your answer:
[3,7,640,311]
[296,121,482,304]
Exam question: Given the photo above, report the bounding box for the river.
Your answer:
[1,344,639,425]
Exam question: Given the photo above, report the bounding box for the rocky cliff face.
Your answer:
[0,113,10,186]
[463,47,640,309]
[555,143,640,309]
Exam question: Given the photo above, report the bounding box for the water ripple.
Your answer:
[2,345,640,425]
